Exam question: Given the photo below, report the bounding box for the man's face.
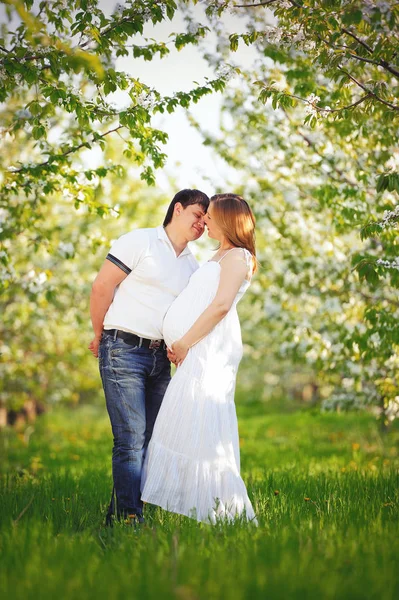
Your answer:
[175,203,206,241]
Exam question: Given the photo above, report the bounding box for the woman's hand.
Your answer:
[171,339,189,366]
[167,347,178,365]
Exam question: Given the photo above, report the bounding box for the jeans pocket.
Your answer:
[110,339,139,358]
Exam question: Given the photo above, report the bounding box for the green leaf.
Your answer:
[229,34,239,52]
[32,125,46,140]
[29,101,42,116]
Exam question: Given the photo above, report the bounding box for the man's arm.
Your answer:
[88,260,128,358]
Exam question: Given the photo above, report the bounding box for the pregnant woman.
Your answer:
[141,194,257,524]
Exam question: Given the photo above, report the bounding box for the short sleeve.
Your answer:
[106,230,147,275]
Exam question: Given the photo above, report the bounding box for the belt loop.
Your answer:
[113,329,118,341]
[138,337,143,348]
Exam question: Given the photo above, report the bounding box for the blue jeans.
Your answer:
[99,330,171,518]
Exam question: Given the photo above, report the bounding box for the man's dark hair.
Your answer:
[163,189,210,226]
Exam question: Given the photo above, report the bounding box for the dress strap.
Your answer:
[217,248,237,263]
[217,248,253,281]
[218,247,252,265]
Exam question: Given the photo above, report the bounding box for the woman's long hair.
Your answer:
[210,194,257,273]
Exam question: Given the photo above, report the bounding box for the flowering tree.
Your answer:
[1,0,398,425]
[0,0,229,416]
[1,140,168,418]
[196,0,399,424]
[0,0,229,283]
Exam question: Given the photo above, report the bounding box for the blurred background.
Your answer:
[1,0,398,430]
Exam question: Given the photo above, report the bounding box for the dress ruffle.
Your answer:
[142,441,257,524]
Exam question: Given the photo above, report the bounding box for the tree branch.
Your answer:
[282,109,376,199]
[279,90,372,113]
[328,93,371,112]
[0,53,49,66]
[234,1,279,7]
[343,52,399,78]
[338,67,399,111]
[234,0,301,7]
[358,290,399,309]
[234,3,399,80]
[298,132,358,188]
[79,18,139,49]
[341,27,373,54]
[281,108,359,188]
[377,59,399,79]
[317,33,399,80]
[11,126,123,174]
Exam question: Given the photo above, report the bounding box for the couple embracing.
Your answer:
[89,189,257,525]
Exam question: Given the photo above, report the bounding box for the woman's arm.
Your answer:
[172,249,249,365]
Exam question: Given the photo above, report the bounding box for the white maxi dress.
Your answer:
[141,248,257,524]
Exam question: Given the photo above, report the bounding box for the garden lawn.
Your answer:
[1,403,398,600]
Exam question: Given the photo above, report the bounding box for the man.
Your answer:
[89,189,209,525]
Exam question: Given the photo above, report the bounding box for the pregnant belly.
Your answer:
[163,265,219,348]
[163,293,195,348]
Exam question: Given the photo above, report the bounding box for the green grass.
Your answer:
[1,403,398,600]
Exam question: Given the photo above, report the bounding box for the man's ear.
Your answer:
[174,202,183,216]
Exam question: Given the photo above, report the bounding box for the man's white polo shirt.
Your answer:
[103,226,198,340]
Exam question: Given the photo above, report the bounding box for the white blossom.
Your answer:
[369,332,381,346]
[215,65,236,82]
[378,204,399,229]
[376,257,399,271]
[140,7,155,21]
[267,27,282,44]
[378,397,399,422]
[25,269,48,293]
[58,242,75,258]
[136,91,156,110]
[305,93,320,116]
[187,21,201,35]
[303,40,316,51]
[114,2,124,15]
[292,29,305,43]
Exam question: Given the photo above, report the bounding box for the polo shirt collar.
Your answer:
[157,226,192,257]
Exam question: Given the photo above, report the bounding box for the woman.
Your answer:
[141,194,257,524]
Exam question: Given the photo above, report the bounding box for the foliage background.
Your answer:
[0,0,398,425]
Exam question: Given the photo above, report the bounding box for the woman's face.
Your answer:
[204,203,223,241]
